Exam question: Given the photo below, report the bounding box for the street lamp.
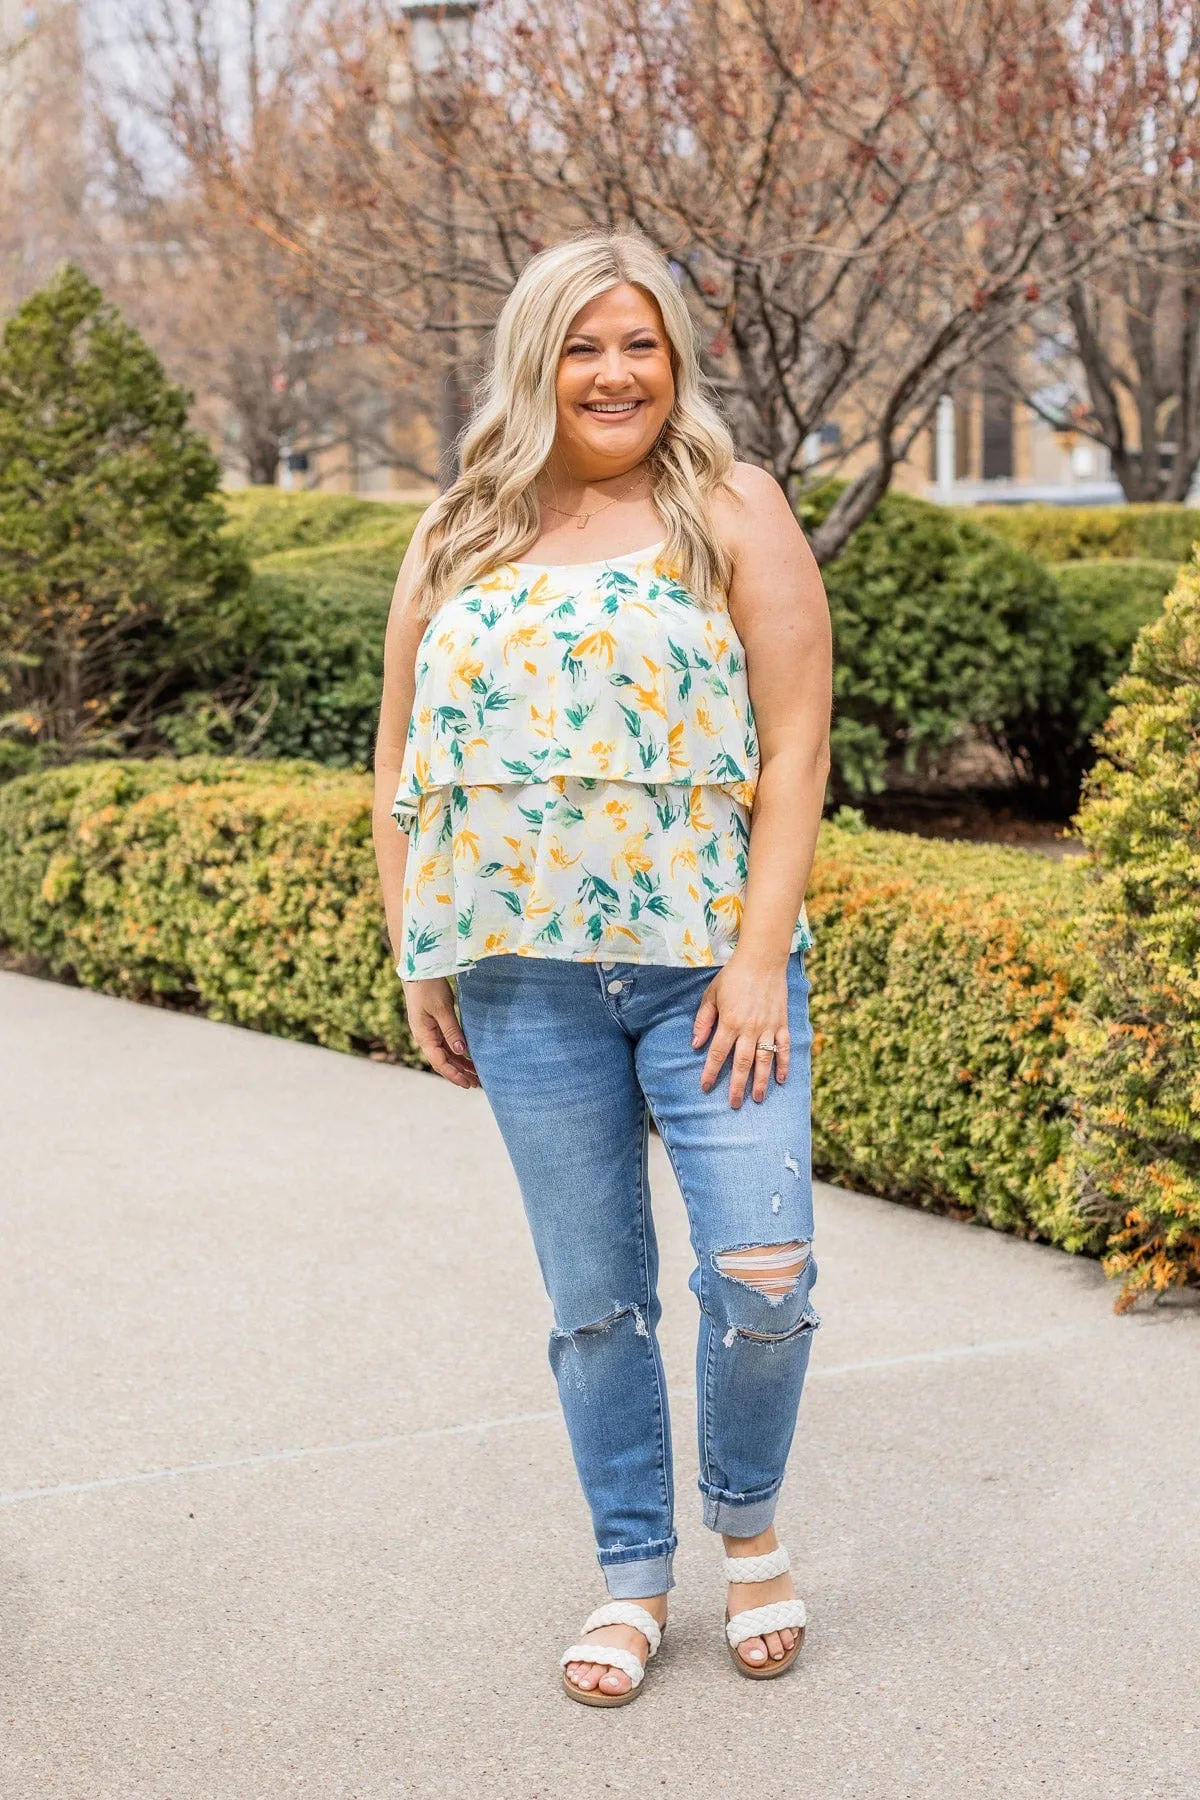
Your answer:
[398,0,481,490]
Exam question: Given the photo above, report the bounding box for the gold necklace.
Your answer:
[542,479,649,531]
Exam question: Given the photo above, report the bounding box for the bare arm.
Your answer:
[372,529,429,965]
[692,463,833,1107]
[373,522,479,1089]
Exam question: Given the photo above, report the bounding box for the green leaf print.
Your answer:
[638,739,661,772]
[609,672,635,687]
[578,871,621,915]
[433,705,469,735]
[498,891,524,916]
[617,702,642,738]
[456,902,476,938]
[407,923,442,958]
[501,758,535,779]
[699,834,722,866]
[517,802,544,827]
[478,861,504,877]
[564,701,596,729]
[534,913,565,945]
[666,637,693,701]
[707,750,747,783]
[479,685,517,714]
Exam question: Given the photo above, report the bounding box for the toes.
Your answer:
[598,1667,631,1695]
[739,1636,768,1667]
[571,1662,598,1691]
[764,1630,785,1661]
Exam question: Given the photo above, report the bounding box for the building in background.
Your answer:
[0,0,86,303]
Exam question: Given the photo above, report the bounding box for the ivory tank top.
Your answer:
[391,540,813,980]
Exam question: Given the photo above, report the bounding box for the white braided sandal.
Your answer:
[723,1545,806,1680]
[560,1601,665,1708]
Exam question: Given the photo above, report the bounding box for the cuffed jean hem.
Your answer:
[700,1489,780,1537]
[598,1546,676,1597]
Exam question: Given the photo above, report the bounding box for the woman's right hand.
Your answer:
[401,978,480,1089]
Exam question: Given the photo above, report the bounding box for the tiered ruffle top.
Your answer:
[391,540,813,979]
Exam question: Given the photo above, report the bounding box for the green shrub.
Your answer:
[807,826,1090,1246]
[797,486,1071,797]
[165,493,421,766]
[1060,557,1200,1307]
[10,747,1199,1305]
[0,757,420,1063]
[222,489,400,558]
[0,266,250,765]
[977,503,1200,565]
[995,560,1173,811]
[0,754,1091,1257]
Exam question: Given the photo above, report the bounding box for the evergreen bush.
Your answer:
[1060,557,1200,1307]
[995,560,1174,812]
[797,486,1071,797]
[0,266,249,770]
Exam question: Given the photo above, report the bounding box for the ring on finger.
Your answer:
[756,1038,777,1055]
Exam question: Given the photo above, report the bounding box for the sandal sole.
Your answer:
[562,1672,643,1707]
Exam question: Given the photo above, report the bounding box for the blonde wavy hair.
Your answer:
[409,230,736,619]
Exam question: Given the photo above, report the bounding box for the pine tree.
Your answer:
[0,264,249,767]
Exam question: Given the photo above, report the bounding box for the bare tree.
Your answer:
[99,0,438,486]
[143,0,1144,553]
[1006,0,1200,502]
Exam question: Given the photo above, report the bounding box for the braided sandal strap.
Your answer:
[559,1643,646,1688]
[723,1545,790,1584]
[579,1602,663,1658]
[725,1600,807,1649]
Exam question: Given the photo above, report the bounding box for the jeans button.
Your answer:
[599,960,615,970]
[606,979,624,994]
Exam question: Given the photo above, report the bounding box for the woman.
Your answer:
[373,231,832,1706]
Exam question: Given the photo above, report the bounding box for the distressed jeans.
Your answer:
[455,947,820,1599]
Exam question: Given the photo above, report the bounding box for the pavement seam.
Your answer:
[0,1328,1095,1509]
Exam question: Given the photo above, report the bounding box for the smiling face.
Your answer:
[550,282,676,483]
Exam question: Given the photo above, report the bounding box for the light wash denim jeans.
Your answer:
[455,947,820,1599]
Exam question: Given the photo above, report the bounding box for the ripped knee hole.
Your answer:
[713,1242,811,1301]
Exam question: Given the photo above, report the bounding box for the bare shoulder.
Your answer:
[709,461,807,564]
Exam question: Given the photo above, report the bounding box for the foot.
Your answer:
[724,1528,800,1670]
[563,1594,668,1698]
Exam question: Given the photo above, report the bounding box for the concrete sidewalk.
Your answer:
[1,970,1197,1799]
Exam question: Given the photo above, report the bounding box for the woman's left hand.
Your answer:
[691,953,791,1108]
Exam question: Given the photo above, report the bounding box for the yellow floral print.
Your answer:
[392,545,812,978]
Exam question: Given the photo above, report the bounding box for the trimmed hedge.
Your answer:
[806,822,1090,1248]
[0,758,420,1064]
[0,756,1093,1275]
[997,559,1175,810]
[159,494,421,766]
[1060,557,1200,1306]
[978,503,1200,566]
[795,486,1071,797]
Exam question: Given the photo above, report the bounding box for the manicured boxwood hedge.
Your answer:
[977,503,1200,565]
[805,823,1090,1248]
[0,755,1102,1284]
[0,758,420,1065]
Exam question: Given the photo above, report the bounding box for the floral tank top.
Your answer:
[391,540,813,979]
